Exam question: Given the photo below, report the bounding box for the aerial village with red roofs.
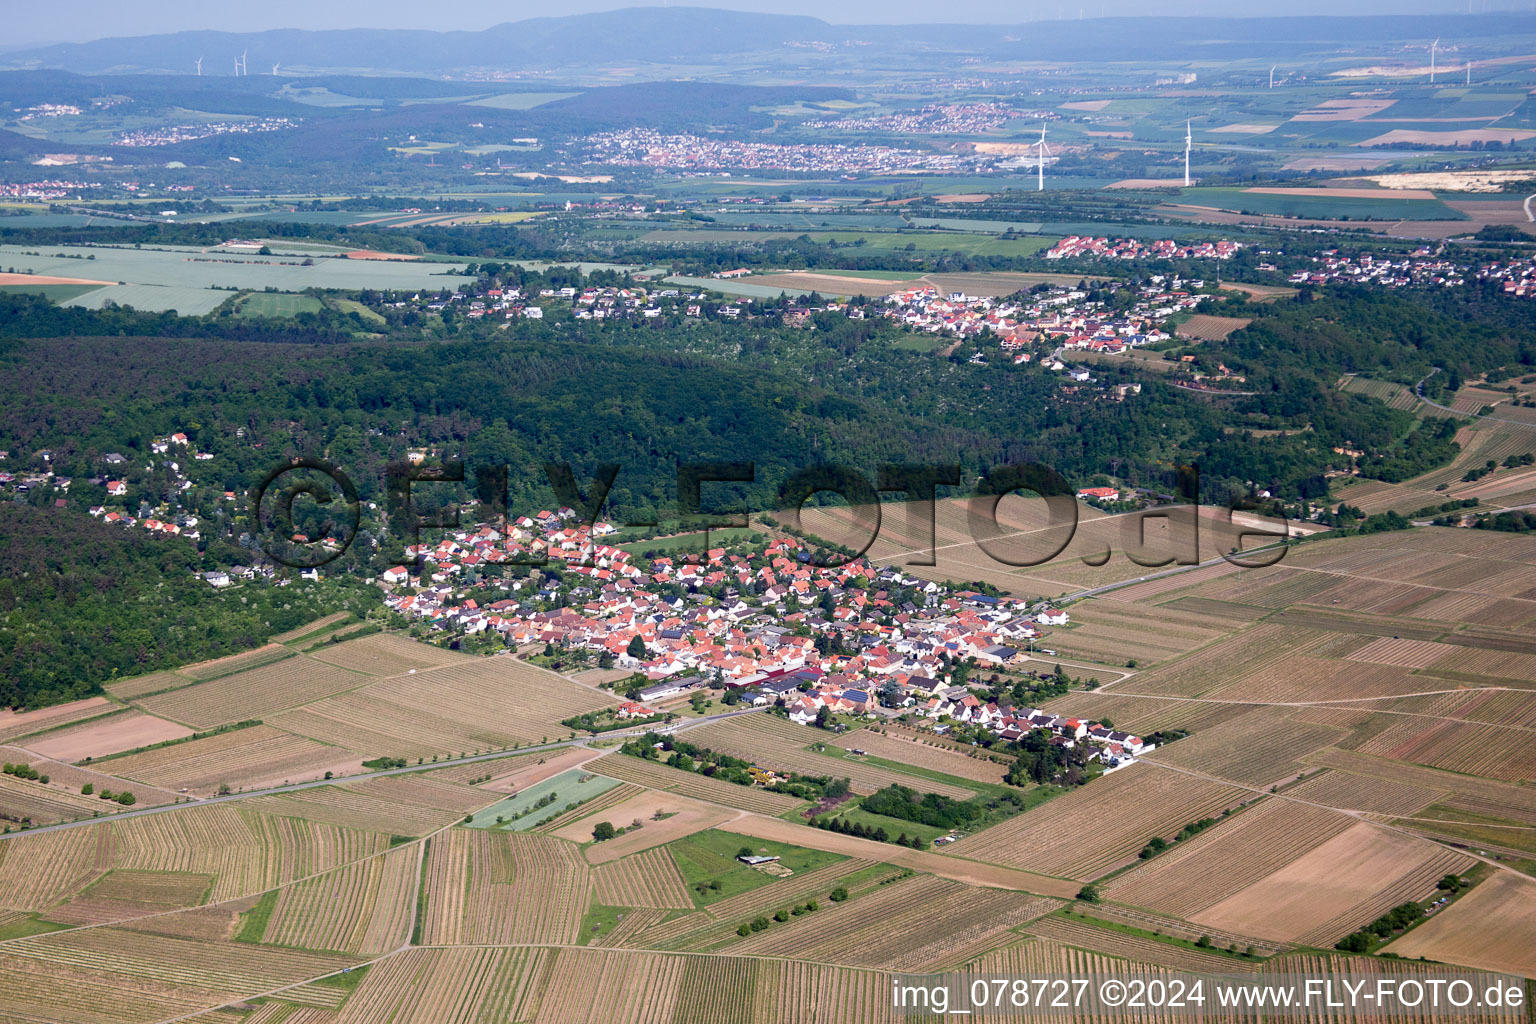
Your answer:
[376,506,1152,769]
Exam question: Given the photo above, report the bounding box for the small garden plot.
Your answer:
[666,829,846,909]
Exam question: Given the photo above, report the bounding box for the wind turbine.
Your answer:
[240,50,248,77]
[1184,120,1192,187]
[1268,64,1276,89]
[1035,125,1050,192]
[234,57,241,76]
[272,62,281,76]
[1429,38,1438,83]
[1466,60,1472,86]
[194,56,203,76]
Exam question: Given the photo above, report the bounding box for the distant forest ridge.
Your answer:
[7,8,1536,73]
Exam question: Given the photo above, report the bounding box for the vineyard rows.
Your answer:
[951,764,1246,879]
[137,658,367,729]
[1355,717,1536,783]
[306,633,471,676]
[1026,914,1254,973]
[1280,769,1445,817]
[724,874,1055,971]
[336,946,549,1024]
[7,926,356,998]
[420,830,590,945]
[1102,800,1351,916]
[106,724,344,794]
[263,845,417,954]
[592,846,694,910]
[250,785,459,837]
[1143,709,1346,787]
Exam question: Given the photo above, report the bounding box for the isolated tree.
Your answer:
[1076,884,1102,904]
[592,821,616,842]
[626,635,647,659]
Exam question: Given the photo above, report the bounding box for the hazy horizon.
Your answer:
[2,0,1517,46]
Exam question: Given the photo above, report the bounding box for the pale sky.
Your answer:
[0,0,1498,46]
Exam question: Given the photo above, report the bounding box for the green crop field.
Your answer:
[806,231,1059,256]
[0,243,473,308]
[465,768,620,830]
[0,283,106,302]
[237,292,324,318]
[668,829,845,907]
[1177,187,1467,221]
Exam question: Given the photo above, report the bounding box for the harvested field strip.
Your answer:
[533,783,643,833]
[0,699,114,745]
[419,830,590,946]
[1102,800,1352,916]
[948,763,1248,880]
[1027,913,1256,972]
[20,710,194,763]
[305,633,471,676]
[723,874,1057,971]
[1291,840,1474,948]
[592,847,694,910]
[137,657,368,729]
[1143,709,1346,787]
[1381,870,1536,978]
[832,729,1008,784]
[588,753,803,815]
[680,715,975,799]
[288,657,617,755]
[1190,822,1473,946]
[264,845,417,954]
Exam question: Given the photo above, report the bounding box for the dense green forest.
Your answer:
[0,506,378,708]
[1,276,1527,707]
